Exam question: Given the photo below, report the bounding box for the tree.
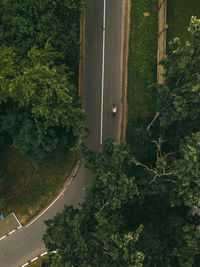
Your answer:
[9,45,85,133]
[124,192,200,267]
[157,16,200,132]
[153,16,200,208]
[0,0,88,168]
[43,137,200,266]
[172,131,200,207]
[0,0,88,76]
[132,130,200,207]
[0,46,22,103]
[0,44,85,168]
[43,139,144,266]
[75,138,132,177]
[0,108,66,168]
[130,132,200,266]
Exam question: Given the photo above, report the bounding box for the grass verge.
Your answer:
[167,0,200,44]
[126,0,157,149]
[0,143,77,225]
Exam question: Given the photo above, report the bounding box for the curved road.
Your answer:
[0,0,126,266]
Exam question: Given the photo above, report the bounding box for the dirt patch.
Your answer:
[120,0,131,141]
[157,0,167,84]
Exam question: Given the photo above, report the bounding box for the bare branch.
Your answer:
[149,171,172,184]
[132,157,173,184]
[132,137,173,184]
[132,159,158,176]
[101,193,113,211]
[147,112,160,131]
[100,192,121,211]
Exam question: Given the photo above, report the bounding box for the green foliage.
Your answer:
[127,17,200,266]
[188,16,200,41]
[127,0,158,169]
[9,46,85,133]
[126,13,200,267]
[157,16,200,130]
[124,196,195,267]
[75,138,132,177]
[0,0,87,75]
[153,16,200,209]
[44,137,200,266]
[132,130,200,209]
[0,46,21,103]
[0,0,88,169]
[0,44,85,168]
[167,0,200,44]
[43,139,144,266]
[1,109,61,169]
[0,0,87,168]
[172,132,200,207]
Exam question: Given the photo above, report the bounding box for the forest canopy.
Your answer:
[0,0,87,168]
[43,16,200,267]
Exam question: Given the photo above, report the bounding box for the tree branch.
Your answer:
[149,171,172,184]
[132,137,173,184]
[100,192,121,211]
[147,112,160,131]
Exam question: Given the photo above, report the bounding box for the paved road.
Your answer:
[0,0,124,266]
[0,167,93,267]
[83,0,124,149]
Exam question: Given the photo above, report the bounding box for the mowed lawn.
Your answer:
[126,0,200,148]
[0,145,77,225]
[126,0,158,145]
[167,0,200,44]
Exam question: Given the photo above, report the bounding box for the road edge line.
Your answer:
[20,250,57,267]
[25,160,82,228]
[12,212,22,228]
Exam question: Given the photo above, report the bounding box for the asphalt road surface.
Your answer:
[0,0,124,266]
[83,0,124,150]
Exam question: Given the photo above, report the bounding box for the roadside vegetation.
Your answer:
[1,147,76,224]
[126,0,157,159]
[43,139,145,267]
[41,3,200,267]
[167,0,200,44]
[0,0,87,222]
[0,0,200,266]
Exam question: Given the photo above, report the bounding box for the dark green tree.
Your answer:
[0,0,88,168]
[0,44,85,168]
[130,133,200,266]
[0,0,87,75]
[157,16,200,132]
[43,139,144,267]
[0,46,22,103]
[172,131,200,207]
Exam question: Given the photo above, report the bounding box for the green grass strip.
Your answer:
[0,146,77,225]
[167,0,200,45]
[127,0,158,145]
